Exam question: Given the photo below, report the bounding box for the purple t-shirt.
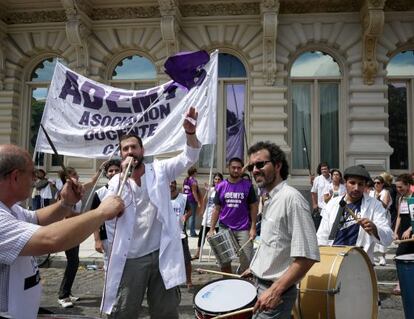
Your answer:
[214,179,257,231]
[183,176,197,204]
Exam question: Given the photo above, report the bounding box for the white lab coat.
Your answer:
[317,194,393,262]
[101,145,200,314]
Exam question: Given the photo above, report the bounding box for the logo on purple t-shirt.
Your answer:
[215,179,256,231]
[183,176,197,204]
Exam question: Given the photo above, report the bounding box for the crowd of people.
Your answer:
[0,107,413,318]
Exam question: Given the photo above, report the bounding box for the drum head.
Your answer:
[194,278,256,314]
[334,248,376,319]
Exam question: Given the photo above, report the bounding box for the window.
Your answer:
[28,57,64,169]
[109,54,157,90]
[387,50,414,171]
[198,53,247,172]
[290,51,341,174]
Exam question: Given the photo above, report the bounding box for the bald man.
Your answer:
[0,144,124,319]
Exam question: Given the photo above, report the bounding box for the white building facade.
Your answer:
[0,0,413,188]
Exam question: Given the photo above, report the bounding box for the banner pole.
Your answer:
[199,143,215,262]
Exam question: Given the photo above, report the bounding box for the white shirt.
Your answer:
[323,183,346,202]
[171,193,188,238]
[369,189,392,210]
[127,175,162,258]
[317,194,393,262]
[311,174,332,209]
[250,181,320,281]
[0,202,41,316]
[202,187,216,227]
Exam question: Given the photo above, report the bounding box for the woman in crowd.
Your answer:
[369,176,392,266]
[393,173,414,294]
[323,168,346,204]
[56,165,102,308]
[192,172,223,260]
[183,166,201,237]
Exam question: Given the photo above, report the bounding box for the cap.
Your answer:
[343,165,371,182]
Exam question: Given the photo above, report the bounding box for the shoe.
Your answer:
[58,298,74,308]
[191,255,199,261]
[379,257,386,266]
[69,294,80,302]
[190,233,198,237]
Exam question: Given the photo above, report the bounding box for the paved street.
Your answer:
[37,235,405,319]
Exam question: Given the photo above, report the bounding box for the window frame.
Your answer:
[288,51,344,176]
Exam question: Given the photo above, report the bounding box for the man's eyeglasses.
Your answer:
[246,160,271,172]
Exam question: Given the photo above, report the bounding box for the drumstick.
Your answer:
[211,307,254,319]
[196,268,241,278]
[394,237,414,244]
[339,199,359,221]
[238,238,253,254]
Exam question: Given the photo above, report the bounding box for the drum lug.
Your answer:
[339,252,348,256]
[327,283,341,295]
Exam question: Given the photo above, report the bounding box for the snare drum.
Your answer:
[194,278,256,319]
[295,246,378,319]
[207,229,240,266]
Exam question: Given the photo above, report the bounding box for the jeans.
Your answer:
[253,280,297,319]
[187,201,198,236]
[58,245,79,299]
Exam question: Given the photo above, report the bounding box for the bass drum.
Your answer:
[295,246,378,319]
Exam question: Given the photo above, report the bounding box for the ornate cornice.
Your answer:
[180,3,260,17]
[62,0,91,75]
[360,0,385,85]
[159,0,181,56]
[279,0,360,14]
[3,10,66,24]
[89,6,160,20]
[384,0,414,11]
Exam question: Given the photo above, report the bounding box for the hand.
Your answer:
[249,227,257,241]
[183,106,198,134]
[121,156,137,172]
[98,195,124,220]
[95,239,104,253]
[253,286,283,313]
[207,229,215,238]
[402,229,412,240]
[359,218,377,236]
[393,232,399,240]
[240,268,253,278]
[59,178,83,205]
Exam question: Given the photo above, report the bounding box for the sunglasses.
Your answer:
[246,160,271,172]
[374,181,382,184]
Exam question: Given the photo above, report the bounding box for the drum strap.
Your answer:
[328,202,346,240]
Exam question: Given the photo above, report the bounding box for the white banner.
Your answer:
[35,51,218,158]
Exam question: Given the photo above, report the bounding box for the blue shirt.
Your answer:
[333,199,362,246]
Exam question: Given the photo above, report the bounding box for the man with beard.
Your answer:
[101,107,200,319]
[245,141,319,319]
[209,157,258,274]
[317,165,393,263]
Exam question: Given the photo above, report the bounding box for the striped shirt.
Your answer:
[250,181,320,281]
[0,202,40,312]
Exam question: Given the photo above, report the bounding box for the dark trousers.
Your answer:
[32,195,50,210]
[58,245,79,299]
